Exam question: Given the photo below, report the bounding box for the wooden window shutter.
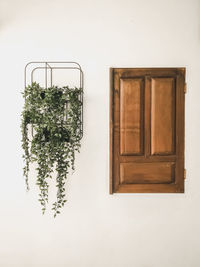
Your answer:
[110,68,185,193]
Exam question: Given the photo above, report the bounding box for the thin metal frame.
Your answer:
[24,61,83,139]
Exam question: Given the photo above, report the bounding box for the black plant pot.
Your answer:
[40,91,46,99]
[43,127,50,142]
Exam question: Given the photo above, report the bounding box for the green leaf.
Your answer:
[21,82,82,216]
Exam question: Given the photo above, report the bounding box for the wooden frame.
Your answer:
[110,68,185,194]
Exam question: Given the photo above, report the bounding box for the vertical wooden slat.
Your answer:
[109,68,114,194]
[144,76,151,157]
[175,72,185,192]
[113,70,120,192]
[151,78,176,155]
[120,78,144,155]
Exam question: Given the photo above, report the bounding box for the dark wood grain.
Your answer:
[110,68,185,194]
[120,78,144,155]
[120,162,175,184]
[110,68,114,194]
[151,77,176,155]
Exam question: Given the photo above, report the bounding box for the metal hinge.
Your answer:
[184,83,187,94]
[184,169,186,180]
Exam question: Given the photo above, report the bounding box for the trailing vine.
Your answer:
[21,82,82,216]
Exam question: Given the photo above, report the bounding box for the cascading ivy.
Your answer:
[21,82,82,216]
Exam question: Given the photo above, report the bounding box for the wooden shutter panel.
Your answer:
[110,68,185,193]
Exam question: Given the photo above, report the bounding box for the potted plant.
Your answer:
[21,82,82,216]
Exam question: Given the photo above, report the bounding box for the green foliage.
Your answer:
[21,82,82,217]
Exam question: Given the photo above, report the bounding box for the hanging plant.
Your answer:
[21,82,82,216]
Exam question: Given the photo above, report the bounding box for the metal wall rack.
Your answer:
[24,61,83,139]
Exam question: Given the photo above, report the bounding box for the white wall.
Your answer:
[0,0,199,266]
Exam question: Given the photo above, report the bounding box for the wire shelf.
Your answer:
[24,61,84,139]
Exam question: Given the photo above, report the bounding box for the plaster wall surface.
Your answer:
[0,0,199,266]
